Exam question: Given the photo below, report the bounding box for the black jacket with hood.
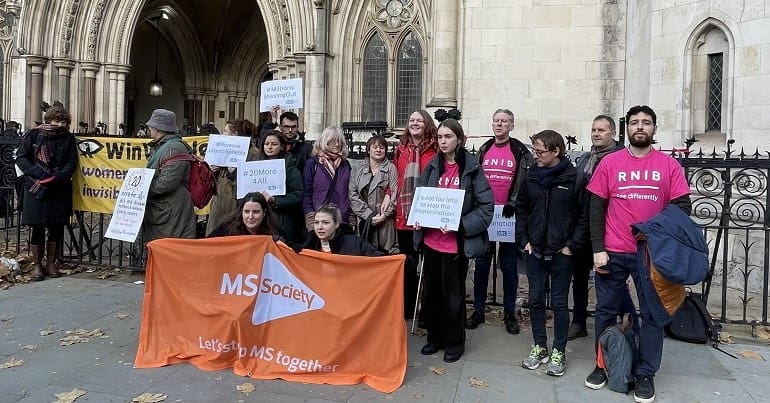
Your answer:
[514,158,588,256]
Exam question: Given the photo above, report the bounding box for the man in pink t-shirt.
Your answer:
[584,106,691,403]
[465,108,533,335]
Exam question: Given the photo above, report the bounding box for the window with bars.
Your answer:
[362,34,388,122]
[395,32,422,127]
[707,53,723,132]
[360,30,423,128]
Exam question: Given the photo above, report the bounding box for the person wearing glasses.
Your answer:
[262,107,312,174]
[466,108,532,335]
[515,130,588,377]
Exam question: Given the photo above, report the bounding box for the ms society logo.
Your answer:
[219,253,325,325]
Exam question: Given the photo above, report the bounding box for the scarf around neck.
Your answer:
[584,142,618,176]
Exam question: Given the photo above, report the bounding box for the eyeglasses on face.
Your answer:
[532,148,553,157]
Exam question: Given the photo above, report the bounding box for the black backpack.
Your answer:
[664,291,721,344]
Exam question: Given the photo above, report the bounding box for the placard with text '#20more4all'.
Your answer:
[236,159,287,198]
[406,187,465,231]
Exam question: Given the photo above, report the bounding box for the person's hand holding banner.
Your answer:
[406,187,465,231]
[488,205,515,242]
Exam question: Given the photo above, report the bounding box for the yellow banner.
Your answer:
[73,136,210,214]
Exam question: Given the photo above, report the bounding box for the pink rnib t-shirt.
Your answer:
[482,143,517,204]
[424,161,460,254]
[587,148,691,253]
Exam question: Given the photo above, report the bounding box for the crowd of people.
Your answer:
[19,103,690,403]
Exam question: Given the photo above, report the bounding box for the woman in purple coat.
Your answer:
[302,126,353,234]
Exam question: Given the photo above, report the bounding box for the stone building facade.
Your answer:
[0,0,768,150]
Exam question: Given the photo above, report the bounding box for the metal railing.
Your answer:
[2,132,769,325]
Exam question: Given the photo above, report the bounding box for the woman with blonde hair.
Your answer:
[302,126,353,234]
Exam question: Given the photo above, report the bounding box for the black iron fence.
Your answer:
[2,132,768,325]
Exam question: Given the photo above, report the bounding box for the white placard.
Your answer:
[259,78,304,112]
[237,159,287,198]
[487,205,516,242]
[105,168,155,242]
[406,187,465,231]
[204,134,251,168]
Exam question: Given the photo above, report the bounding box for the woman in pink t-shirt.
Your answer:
[413,119,494,363]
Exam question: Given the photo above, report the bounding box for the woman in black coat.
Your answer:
[16,105,78,281]
[302,204,383,256]
[258,130,304,243]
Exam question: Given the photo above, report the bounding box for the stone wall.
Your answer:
[459,0,627,149]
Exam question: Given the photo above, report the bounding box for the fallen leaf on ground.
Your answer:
[736,350,766,360]
[96,273,112,280]
[428,366,446,375]
[411,393,424,399]
[39,329,56,336]
[468,376,489,388]
[756,327,770,341]
[0,358,24,368]
[54,388,87,403]
[132,392,168,402]
[412,328,426,337]
[114,314,131,320]
[18,344,38,351]
[59,328,107,346]
[719,331,733,344]
[236,383,255,394]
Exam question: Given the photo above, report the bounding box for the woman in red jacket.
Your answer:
[394,109,438,319]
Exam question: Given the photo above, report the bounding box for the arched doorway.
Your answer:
[126,0,270,135]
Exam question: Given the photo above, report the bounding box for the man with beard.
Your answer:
[583,106,691,403]
[261,107,312,173]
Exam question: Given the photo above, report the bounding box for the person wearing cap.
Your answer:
[141,108,196,242]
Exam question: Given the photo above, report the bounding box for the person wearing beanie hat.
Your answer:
[141,108,196,243]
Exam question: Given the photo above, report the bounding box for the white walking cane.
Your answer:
[410,253,425,335]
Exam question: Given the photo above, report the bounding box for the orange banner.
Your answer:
[134,236,407,393]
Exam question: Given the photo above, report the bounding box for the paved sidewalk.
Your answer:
[1,277,768,402]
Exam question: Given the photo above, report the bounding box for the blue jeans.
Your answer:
[526,252,574,352]
[473,242,519,314]
[595,252,661,377]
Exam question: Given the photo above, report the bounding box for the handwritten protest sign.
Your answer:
[105,168,155,242]
[487,205,516,242]
[237,159,286,198]
[406,187,465,231]
[204,135,251,167]
[260,78,303,112]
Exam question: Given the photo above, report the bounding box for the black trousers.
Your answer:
[422,246,468,348]
[571,251,593,326]
[398,230,419,318]
[30,224,64,245]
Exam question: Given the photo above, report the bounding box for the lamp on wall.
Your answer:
[149,14,164,97]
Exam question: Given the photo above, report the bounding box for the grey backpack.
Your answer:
[598,325,637,393]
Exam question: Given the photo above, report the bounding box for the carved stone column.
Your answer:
[80,62,101,130]
[428,0,458,107]
[52,59,75,107]
[25,56,47,129]
[303,4,329,137]
[105,64,130,135]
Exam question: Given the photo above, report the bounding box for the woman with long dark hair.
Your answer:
[257,130,304,243]
[414,118,494,363]
[207,192,278,237]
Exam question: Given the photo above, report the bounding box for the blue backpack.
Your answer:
[598,325,638,393]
